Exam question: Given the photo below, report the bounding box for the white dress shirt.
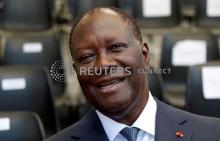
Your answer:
[96,92,157,141]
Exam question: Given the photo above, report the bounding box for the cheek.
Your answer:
[116,48,145,71]
[78,77,99,106]
[76,70,94,98]
[75,64,94,84]
[120,48,146,92]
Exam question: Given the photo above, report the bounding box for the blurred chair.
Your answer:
[0,0,3,23]
[180,0,196,17]
[186,61,220,118]
[117,0,134,16]
[68,0,77,19]
[72,0,117,18]
[147,67,164,101]
[134,0,181,27]
[1,0,53,31]
[160,33,219,108]
[196,0,220,27]
[0,66,59,136]
[0,112,45,141]
[1,33,65,97]
[2,33,60,69]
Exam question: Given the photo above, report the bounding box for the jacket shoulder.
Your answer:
[44,109,97,141]
[44,123,78,141]
[157,100,220,139]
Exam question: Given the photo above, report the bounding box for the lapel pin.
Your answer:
[176,130,184,138]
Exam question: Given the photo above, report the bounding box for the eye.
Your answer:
[109,43,126,52]
[78,54,95,64]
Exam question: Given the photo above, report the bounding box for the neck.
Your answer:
[117,90,149,125]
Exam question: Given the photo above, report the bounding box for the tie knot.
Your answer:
[120,127,139,141]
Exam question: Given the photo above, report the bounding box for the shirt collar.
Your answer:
[96,92,157,141]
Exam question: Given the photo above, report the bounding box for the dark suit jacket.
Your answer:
[45,99,220,141]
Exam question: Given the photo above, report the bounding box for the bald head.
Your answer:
[68,7,150,124]
[69,7,142,59]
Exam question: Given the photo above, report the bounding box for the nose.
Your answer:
[96,51,117,67]
[95,51,117,74]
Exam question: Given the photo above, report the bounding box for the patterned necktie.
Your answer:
[120,127,140,141]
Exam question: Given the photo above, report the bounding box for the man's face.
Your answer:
[72,10,149,121]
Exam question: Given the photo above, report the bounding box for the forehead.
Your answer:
[72,10,133,49]
[76,9,129,33]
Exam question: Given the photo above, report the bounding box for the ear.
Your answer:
[72,61,82,75]
[142,42,150,66]
[72,59,77,71]
[73,63,76,70]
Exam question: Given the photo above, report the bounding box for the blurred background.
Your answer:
[0,0,220,140]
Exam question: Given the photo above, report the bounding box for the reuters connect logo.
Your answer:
[50,60,73,83]
[50,60,172,83]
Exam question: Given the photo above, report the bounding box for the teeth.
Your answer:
[97,77,126,88]
[98,79,119,88]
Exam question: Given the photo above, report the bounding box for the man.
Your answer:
[45,7,220,141]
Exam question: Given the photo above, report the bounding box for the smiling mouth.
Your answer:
[97,77,125,89]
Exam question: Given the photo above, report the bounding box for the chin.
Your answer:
[98,98,132,120]
[108,110,130,121]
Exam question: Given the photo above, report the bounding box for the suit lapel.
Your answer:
[155,100,192,141]
[80,118,109,141]
[70,100,193,141]
[71,108,109,141]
